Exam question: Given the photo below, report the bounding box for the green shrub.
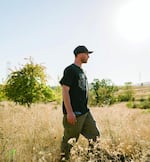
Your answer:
[138,101,150,109]
[127,100,150,109]
[126,101,137,108]
[0,84,6,101]
[51,85,62,104]
[4,58,55,107]
[147,95,150,102]
[117,82,134,102]
[118,94,134,102]
[89,79,117,106]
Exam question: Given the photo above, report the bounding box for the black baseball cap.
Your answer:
[73,45,93,56]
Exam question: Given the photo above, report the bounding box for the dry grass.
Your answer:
[0,102,150,162]
[90,104,150,161]
[125,85,150,100]
[0,102,63,162]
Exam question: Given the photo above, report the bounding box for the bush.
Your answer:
[4,58,55,107]
[117,82,134,102]
[0,84,6,101]
[118,94,134,102]
[51,86,62,104]
[89,79,117,106]
[127,101,150,109]
[126,101,137,109]
[139,101,150,109]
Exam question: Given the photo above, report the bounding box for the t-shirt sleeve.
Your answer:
[60,67,75,87]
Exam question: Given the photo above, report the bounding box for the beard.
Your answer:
[81,58,88,63]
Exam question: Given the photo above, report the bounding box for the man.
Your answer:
[60,45,100,160]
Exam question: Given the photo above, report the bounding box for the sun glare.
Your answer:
[116,0,150,43]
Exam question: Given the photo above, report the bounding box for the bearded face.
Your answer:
[80,53,89,63]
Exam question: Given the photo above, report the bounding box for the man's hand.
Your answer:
[67,112,77,125]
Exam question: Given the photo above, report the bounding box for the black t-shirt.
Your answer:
[60,64,89,114]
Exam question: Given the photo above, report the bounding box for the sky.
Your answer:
[0,0,150,86]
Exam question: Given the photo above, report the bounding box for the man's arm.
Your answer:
[62,85,76,125]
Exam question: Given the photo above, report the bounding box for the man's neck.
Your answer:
[74,60,82,68]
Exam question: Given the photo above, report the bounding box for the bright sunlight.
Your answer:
[116,0,150,43]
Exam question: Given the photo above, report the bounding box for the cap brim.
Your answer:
[88,51,93,54]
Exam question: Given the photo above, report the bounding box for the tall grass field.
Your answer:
[0,102,150,162]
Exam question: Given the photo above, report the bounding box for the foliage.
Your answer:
[89,79,118,106]
[4,58,55,107]
[126,101,138,109]
[117,82,134,102]
[127,100,150,109]
[51,85,62,104]
[0,84,6,101]
[127,93,150,109]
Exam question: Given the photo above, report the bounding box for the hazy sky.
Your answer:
[0,0,150,86]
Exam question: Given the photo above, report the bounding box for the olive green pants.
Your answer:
[61,111,100,159]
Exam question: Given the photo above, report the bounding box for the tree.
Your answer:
[89,79,117,106]
[4,58,55,107]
